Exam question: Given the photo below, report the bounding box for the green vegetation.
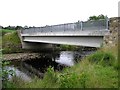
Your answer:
[2,29,23,54]
[88,14,107,21]
[1,61,16,88]
[88,51,116,67]
[1,29,15,36]
[8,46,118,88]
[59,44,78,51]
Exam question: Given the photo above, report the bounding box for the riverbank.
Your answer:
[2,29,23,54]
[7,46,118,88]
[3,53,42,61]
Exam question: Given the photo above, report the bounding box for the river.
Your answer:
[6,50,96,81]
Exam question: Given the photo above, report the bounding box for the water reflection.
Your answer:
[55,51,80,66]
[5,65,31,82]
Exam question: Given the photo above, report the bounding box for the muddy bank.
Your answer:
[3,53,42,61]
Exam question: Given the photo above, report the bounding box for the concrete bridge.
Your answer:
[20,18,110,50]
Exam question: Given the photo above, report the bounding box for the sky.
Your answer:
[0,0,119,27]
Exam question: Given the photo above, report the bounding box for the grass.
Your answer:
[1,29,15,33]
[87,51,116,67]
[9,46,118,88]
[2,29,23,54]
[1,29,15,36]
[1,29,15,32]
[0,35,2,48]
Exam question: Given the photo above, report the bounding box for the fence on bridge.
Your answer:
[22,17,109,34]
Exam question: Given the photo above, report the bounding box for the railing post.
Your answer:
[81,21,83,30]
[106,16,109,30]
[64,24,65,32]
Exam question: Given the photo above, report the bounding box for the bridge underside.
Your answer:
[22,36,104,48]
[22,41,53,50]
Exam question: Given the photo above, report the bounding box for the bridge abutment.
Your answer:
[103,17,119,47]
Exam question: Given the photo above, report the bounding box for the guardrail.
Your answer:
[22,17,109,34]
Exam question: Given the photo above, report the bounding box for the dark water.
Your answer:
[7,50,96,81]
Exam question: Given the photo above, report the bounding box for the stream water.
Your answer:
[6,50,96,81]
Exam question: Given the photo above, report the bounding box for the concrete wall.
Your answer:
[103,17,120,47]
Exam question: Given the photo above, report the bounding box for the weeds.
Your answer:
[59,71,88,88]
[87,51,116,67]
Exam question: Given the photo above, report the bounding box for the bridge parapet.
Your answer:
[21,30,109,37]
[21,17,109,35]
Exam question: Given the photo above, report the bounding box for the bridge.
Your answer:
[20,18,110,50]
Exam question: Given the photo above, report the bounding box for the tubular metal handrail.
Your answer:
[22,17,109,34]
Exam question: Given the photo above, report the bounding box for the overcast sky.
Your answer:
[0,0,119,27]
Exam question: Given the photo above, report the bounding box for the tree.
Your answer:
[15,26,23,30]
[88,14,107,21]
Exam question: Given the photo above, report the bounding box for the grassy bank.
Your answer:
[2,29,23,54]
[8,46,118,88]
[1,29,15,36]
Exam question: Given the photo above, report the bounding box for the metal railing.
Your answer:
[22,17,109,34]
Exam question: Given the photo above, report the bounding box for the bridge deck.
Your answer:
[21,29,109,37]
